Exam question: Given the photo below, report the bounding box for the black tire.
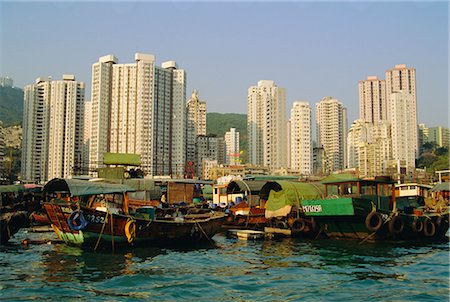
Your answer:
[388,216,404,234]
[291,218,305,233]
[365,212,383,232]
[423,218,436,237]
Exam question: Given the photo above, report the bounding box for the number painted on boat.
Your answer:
[302,205,323,213]
[86,214,105,224]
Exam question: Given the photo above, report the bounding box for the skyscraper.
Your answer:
[89,53,187,177]
[359,76,387,123]
[186,89,207,170]
[22,75,85,182]
[89,55,117,173]
[389,92,417,171]
[224,128,240,165]
[316,97,347,173]
[247,80,287,171]
[290,101,312,175]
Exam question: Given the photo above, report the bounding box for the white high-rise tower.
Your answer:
[89,53,186,177]
[247,80,287,171]
[359,76,387,123]
[385,64,418,169]
[316,97,347,173]
[290,101,312,175]
[22,75,85,182]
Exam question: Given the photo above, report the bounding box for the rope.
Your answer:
[94,211,109,251]
[195,221,215,246]
[110,212,115,253]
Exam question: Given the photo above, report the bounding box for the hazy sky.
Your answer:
[1,1,448,127]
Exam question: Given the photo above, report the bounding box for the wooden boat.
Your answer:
[301,175,449,241]
[220,180,268,230]
[0,211,28,244]
[0,184,39,244]
[42,178,227,249]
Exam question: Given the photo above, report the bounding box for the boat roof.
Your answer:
[226,180,268,194]
[321,174,394,185]
[44,178,135,197]
[431,182,450,192]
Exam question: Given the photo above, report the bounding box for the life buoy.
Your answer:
[423,218,436,237]
[125,219,136,243]
[291,218,305,233]
[411,218,423,233]
[67,210,88,231]
[365,212,383,232]
[388,215,404,234]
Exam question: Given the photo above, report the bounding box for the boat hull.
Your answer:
[43,202,226,248]
[303,197,449,241]
[0,211,28,244]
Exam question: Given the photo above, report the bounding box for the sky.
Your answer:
[0,1,448,127]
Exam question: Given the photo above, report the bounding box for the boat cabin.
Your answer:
[394,183,433,211]
[323,176,394,211]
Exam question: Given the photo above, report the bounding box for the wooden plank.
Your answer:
[264,227,292,236]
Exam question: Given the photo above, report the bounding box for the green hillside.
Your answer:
[0,86,23,126]
[206,112,247,162]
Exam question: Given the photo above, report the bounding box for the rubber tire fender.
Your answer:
[388,215,404,234]
[291,218,305,233]
[423,218,436,237]
[365,212,383,232]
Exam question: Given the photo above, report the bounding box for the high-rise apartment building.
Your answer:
[316,97,347,173]
[389,92,417,171]
[347,119,372,169]
[359,76,387,123]
[186,89,207,170]
[224,128,240,165]
[385,64,418,166]
[385,64,416,101]
[290,101,312,175]
[248,80,287,171]
[83,101,92,174]
[89,55,117,173]
[428,126,450,149]
[89,53,186,177]
[22,75,85,182]
[196,135,224,178]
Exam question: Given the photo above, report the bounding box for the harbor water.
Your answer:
[1,229,449,301]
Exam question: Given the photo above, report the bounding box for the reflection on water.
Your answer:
[0,229,448,301]
[42,245,165,283]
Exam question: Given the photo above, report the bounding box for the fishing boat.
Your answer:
[301,175,449,241]
[42,178,227,249]
[0,184,39,244]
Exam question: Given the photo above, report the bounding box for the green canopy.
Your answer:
[322,173,360,184]
[103,152,141,166]
[44,178,135,197]
[261,181,325,217]
[0,185,25,193]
